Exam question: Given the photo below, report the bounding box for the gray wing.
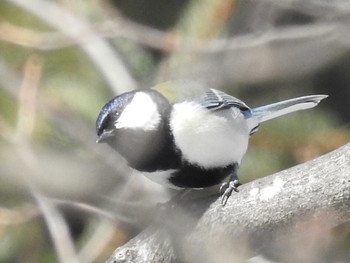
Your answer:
[153,81,250,112]
[195,89,251,111]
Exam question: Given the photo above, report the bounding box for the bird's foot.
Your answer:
[220,179,241,206]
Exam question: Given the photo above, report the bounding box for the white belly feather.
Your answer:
[170,101,250,168]
[143,169,181,189]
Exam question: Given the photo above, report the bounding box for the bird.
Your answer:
[96,80,327,206]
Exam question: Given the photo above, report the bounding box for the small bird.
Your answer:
[96,81,327,205]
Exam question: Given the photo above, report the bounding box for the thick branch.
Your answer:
[106,143,350,263]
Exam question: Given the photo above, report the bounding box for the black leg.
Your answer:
[219,164,241,206]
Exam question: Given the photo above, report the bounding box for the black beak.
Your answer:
[96,130,115,143]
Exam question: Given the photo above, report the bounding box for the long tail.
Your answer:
[247,95,328,132]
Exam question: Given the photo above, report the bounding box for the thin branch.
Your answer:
[0,203,39,225]
[33,192,79,263]
[106,142,350,263]
[0,59,130,180]
[52,198,133,224]
[263,0,350,19]
[0,18,345,53]
[4,0,350,90]
[3,17,350,85]
[14,54,42,141]
[0,20,174,52]
[51,198,130,263]
[7,0,137,94]
[157,22,350,85]
[77,220,120,263]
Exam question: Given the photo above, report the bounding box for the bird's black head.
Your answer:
[96,91,135,142]
[96,89,174,171]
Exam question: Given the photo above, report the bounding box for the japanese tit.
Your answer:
[96,81,327,205]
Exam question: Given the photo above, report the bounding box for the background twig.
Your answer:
[8,0,137,94]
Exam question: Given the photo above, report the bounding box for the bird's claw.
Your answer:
[220,180,241,206]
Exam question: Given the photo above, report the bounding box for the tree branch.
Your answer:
[8,0,137,94]
[106,142,350,263]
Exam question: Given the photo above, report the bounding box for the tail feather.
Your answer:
[247,95,328,131]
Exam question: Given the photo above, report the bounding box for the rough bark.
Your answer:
[106,143,350,263]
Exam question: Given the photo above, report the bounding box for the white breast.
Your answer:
[170,102,250,168]
[143,169,181,189]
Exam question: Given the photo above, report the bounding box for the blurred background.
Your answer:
[0,0,350,262]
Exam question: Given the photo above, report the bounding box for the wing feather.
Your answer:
[196,89,251,111]
[152,80,251,112]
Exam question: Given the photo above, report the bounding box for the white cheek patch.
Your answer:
[115,92,161,131]
[170,102,250,168]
